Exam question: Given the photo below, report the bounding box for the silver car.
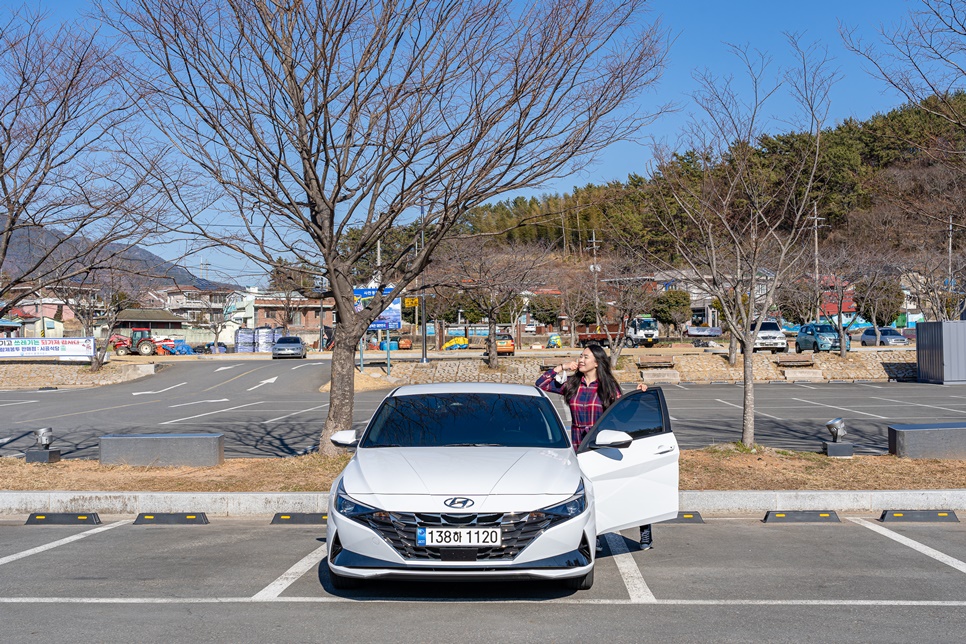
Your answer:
[859,327,909,346]
[272,336,307,358]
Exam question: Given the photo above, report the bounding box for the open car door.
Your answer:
[576,388,679,534]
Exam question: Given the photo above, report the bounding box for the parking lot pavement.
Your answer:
[2,516,966,641]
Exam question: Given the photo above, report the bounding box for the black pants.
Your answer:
[639,524,652,546]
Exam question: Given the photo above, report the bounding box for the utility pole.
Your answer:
[587,230,601,328]
[419,203,429,363]
[811,203,825,324]
[948,213,954,319]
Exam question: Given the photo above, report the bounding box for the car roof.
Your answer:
[390,382,543,397]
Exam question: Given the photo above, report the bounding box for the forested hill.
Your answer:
[461,93,966,258]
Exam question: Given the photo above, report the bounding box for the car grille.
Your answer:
[358,511,568,561]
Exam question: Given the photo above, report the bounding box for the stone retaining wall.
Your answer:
[381,350,917,385]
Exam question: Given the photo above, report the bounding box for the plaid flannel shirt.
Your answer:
[535,369,621,450]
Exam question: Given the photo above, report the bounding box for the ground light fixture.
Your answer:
[26,427,60,463]
[823,418,853,458]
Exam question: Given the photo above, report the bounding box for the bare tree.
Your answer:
[816,244,868,357]
[105,0,670,451]
[0,9,170,320]
[599,253,659,369]
[635,40,834,447]
[440,239,550,368]
[551,263,597,348]
[853,257,906,344]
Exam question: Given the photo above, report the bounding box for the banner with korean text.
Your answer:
[0,337,96,359]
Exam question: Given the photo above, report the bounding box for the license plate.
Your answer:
[416,527,502,547]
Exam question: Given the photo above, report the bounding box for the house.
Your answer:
[150,285,237,324]
[99,309,186,338]
[232,289,336,333]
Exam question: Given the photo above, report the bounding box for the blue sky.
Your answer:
[33,0,917,281]
[550,0,913,194]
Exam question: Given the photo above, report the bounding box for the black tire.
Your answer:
[624,337,635,349]
[328,564,363,590]
[563,567,594,591]
[137,341,155,356]
[115,346,130,356]
[794,343,802,354]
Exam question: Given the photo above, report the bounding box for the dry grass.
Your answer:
[319,368,394,393]
[2,445,964,492]
[0,453,350,493]
[682,444,966,490]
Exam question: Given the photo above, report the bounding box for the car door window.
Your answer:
[577,389,669,452]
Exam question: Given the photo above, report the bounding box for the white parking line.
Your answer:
[252,544,329,600]
[849,518,966,575]
[604,532,655,603]
[132,382,187,396]
[791,398,887,419]
[0,400,37,407]
[855,383,883,389]
[872,397,966,415]
[715,399,782,420]
[169,399,230,408]
[795,384,818,390]
[0,521,132,567]
[159,402,265,425]
[263,404,329,424]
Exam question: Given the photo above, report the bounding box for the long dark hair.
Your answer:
[561,344,620,410]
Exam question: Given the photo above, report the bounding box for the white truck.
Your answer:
[752,320,788,353]
[623,316,660,348]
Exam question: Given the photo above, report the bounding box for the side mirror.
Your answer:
[593,429,633,450]
[330,430,358,448]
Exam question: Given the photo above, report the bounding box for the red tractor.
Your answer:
[108,328,162,356]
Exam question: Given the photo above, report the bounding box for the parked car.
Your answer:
[272,336,307,359]
[495,333,515,356]
[752,320,788,353]
[796,323,850,353]
[325,383,679,590]
[524,324,537,334]
[860,327,910,346]
[192,341,229,354]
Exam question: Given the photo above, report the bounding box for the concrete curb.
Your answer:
[2,489,965,517]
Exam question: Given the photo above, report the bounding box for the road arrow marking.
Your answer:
[248,377,278,391]
[169,399,230,408]
[215,364,243,372]
[132,383,187,396]
[291,363,325,370]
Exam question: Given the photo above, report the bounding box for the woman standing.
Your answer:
[535,344,652,551]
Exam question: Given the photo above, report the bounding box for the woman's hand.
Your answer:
[636,383,648,391]
[553,361,578,374]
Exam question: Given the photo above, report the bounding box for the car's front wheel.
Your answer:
[328,564,363,590]
[563,567,594,591]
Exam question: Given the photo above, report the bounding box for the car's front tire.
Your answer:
[563,567,594,591]
[328,564,363,590]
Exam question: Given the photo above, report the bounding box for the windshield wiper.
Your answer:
[444,443,504,447]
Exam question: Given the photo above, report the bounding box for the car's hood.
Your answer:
[817,333,839,341]
[342,447,580,498]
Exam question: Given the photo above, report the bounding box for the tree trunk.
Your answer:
[487,318,498,368]
[740,336,756,447]
[839,328,848,358]
[728,333,738,366]
[320,325,359,456]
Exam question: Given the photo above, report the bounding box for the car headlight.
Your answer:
[533,481,587,521]
[335,480,383,520]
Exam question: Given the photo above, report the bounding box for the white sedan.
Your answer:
[325,382,679,591]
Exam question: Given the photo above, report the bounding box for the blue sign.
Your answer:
[353,288,402,331]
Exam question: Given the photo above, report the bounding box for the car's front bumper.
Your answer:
[272,349,303,357]
[326,501,595,581]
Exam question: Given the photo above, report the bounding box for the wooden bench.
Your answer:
[637,355,675,369]
[776,354,814,368]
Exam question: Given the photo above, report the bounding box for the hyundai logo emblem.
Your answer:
[443,497,475,509]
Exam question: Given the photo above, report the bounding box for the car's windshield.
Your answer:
[361,393,569,448]
[276,337,301,344]
[637,318,658,330]
[497,334,513,341]
[814,325,836,334]
[757,322,782,332]
[880,328,901,336]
